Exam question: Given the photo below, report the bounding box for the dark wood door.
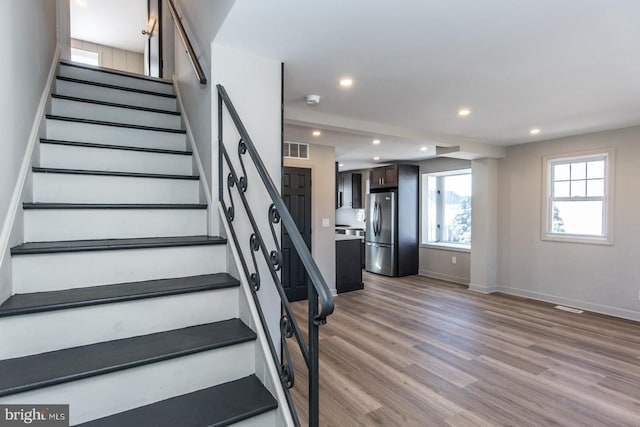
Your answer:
[147,0,162,77]
[282,167,312,301]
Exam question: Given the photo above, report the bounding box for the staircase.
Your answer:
[0,61,282,426]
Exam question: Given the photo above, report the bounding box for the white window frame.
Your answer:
[71,48,100,66]
[421,169,472,250]
[542,149,614,245]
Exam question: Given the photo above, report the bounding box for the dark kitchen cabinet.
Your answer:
[337,172,362,208]
[336,238,364,293]
[369,165,398,190]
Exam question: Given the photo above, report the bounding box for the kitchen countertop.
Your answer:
[335,234,364,241]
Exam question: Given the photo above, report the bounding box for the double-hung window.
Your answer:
[422,169,472,248]
[543,150,614,244]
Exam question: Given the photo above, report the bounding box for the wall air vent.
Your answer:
[284,141,309,159]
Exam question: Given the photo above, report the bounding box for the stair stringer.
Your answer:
[0,45,61,305]
[218,203,295,427]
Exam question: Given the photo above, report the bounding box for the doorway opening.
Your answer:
[69,0,160,77]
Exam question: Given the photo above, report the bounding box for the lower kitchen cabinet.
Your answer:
[336,238,364,293]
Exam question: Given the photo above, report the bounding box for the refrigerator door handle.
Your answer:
[373,202,378,236]
[374,203,378,236]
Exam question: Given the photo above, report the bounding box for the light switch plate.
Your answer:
[321,218,330,227]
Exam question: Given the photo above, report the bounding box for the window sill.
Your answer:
[542,234,613,246]
[421,242,471,253]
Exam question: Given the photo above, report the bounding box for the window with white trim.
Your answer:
[71,48,99,66]
[422,169,472,248]
[543,150,614,244]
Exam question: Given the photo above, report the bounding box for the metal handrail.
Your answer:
[217,84,334,323]
[166,0,207,85]
[217,83,334,427]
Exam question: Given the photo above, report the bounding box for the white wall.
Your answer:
[212,43,283,343]
[469,158,498,293]
[0,1,57,303]
[172,0,236,227]
[418,158,472,284]
[285,144,337,295]
[71,39,143,74]
[498,125,640,321]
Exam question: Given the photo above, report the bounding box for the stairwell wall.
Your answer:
[171,0,236,236]
[0,1,57,302]
[211,42,284,355]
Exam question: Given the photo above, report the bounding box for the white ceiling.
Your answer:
[215,0,640,170]
[70,0,147,53]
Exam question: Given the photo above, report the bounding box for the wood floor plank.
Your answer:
[287,272,640,426]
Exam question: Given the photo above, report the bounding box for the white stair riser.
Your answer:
[0,343,255,425]
[46,119,186,151]
[51,97,182,129]
[13,245,226,293]
[39,144,193,175]
[24,209,207,241]
[33,173,200,204]
[0,288,239,359]
[55,79,177,111]
[59,65,174,95]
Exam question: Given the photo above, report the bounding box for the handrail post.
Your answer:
[308,287,320,427]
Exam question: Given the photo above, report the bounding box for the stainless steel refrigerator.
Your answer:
[366,191,397,276]
[365,164,419,277]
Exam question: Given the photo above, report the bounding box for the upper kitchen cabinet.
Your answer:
[369,165,398,190]
[337,172,362,208]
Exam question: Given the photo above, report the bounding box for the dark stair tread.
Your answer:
[77,375,277,427]
[0,273,238,317]
[40,139,191,156]
[59,60,174,86]
[56,75,176,98]
[23,203,207,210]
[11,236,226,255]
[46,115,186,134]
[32,167,199,181]
[51,94,180,115]
[0,319,256,397]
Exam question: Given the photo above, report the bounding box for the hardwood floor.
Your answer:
[288,272,640,426]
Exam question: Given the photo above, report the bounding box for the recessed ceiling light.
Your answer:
[372,139,381,145]
[420,146,428,151]
[312,130,321,136]
[458,108,471,117]
[530,128,541,135]
[339,163,344,167]
[373,156,380,161]
[339,78,353,88]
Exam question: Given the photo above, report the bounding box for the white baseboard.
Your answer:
[0,45,60,303]
[468,282,498,294]
[418,269,469,286]
[173,77,215,235]
[497,285,640,323]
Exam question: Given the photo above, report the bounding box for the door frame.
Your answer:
[146,0,163,77]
